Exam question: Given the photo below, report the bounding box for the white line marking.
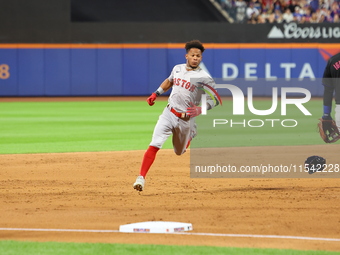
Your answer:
[0,228,339,242]
[0,228,119,233]
[174,232,340,242]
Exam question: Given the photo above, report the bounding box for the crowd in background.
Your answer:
[216,0,340,23]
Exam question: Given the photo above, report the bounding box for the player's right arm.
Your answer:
[146,78,173,106]
[147,65,177,106]
[322,59,335,119]
[159,78,173,93]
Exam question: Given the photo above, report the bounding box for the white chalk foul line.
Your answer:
[0,228,119,233]
[0,228,339,242]
[174,232,340,242]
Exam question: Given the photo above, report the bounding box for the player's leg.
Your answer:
[172,118,192,155]
[134,108,173,191]
[140,108,173,176]
[335,104,340,130]
[186,119,197,149]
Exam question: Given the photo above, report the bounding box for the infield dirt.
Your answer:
[1,145,340,251]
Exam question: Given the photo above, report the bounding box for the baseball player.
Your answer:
[322,51,340,128]
[133,40,219,192]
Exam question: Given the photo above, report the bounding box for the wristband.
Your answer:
[323,105,331,115]
[154,87,164,96]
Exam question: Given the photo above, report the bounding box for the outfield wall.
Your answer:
[0,44,339,97]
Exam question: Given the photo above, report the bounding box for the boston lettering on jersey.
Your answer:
[173,78,196,92]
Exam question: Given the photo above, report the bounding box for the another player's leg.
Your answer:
[336,105,340,130]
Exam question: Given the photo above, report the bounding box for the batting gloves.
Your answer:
[186,103,202,118]
[147,93,157,106]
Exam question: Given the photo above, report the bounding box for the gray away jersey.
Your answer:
[167,64,216,112]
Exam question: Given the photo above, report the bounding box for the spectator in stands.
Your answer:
[251,0,263,11]
[318,13,329,22]
[246,2,260,21]
[330,2,340,20]
[293,6,304,21]
[310,11,319,22]
[298,0,309,10]
[262,0,274,11]
[272,0,285,13]
[288,0,300,13]
[300,15,306,22]
[267,11,277,22]
[309,0,319,12]
[257,9,268,22]
[303,6,312,22]
[318,6,332,22]
[282,8,294,22]
[274,8,284,22]
[248,13,258,23]
[319,0,330,11]
[215,0,340,23]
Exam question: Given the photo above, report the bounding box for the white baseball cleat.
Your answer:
[133,176,145,191]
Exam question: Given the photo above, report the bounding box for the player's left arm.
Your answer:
[187,78,221,117]
[204,78,221,110]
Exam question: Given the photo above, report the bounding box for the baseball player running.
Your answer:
[322,51,340,128]
[133,40,219,192]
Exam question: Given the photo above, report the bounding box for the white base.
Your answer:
[119,221,193,233]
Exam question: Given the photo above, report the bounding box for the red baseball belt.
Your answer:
[167,105,189,119]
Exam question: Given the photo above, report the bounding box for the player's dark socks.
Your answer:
[139,146,159,178]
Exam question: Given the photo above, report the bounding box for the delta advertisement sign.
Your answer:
[197,46,339,97]
[202,46,338,80]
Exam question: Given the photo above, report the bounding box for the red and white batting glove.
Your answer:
[146,93,157,106]
[186,102,202,118]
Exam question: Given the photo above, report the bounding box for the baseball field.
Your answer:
[0,96,340,254]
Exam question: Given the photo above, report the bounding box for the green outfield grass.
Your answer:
[0,100,172,154]
[0,98,325,154]
[0,240,338,255]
